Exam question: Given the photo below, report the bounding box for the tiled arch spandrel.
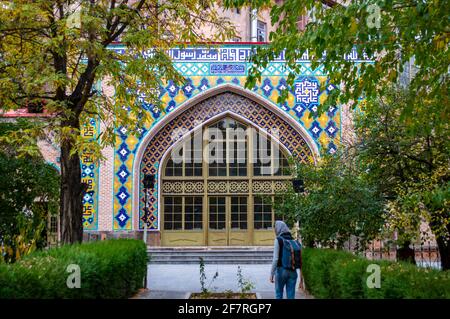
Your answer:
[138,92,314,230]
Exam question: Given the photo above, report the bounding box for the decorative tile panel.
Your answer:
[108,44,345,231]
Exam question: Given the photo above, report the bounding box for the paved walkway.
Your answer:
[133,264,312,299]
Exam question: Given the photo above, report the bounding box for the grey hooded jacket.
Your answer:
[270,221,293,277]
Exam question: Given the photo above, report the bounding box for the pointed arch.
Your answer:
[132,85,320,230]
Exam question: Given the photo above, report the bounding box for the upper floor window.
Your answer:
[257,20,267,42]
[163,117,291,178]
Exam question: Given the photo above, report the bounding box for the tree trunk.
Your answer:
[60,136,84,244]
[436,226,450,271]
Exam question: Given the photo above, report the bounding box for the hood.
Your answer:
[274,220,290,236]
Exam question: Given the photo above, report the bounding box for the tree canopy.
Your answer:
[225,0,449,128]
[0,120,60,263]
[0,0,236,243]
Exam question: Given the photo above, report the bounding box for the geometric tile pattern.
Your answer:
[81,118,99,230]
[138,92,315,230]
[110,44,342,231]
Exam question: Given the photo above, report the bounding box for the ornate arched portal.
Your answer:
[136,90,317,246]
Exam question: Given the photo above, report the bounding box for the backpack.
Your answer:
[278,237,302,270]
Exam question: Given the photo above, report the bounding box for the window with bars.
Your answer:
[254,133,271,176]
[184,197,203,230]
[273,149,291,176]
[165,135,202,177]
[164,196,183,230]
[254,196,273,229]
[163,117,290,178]
[253,132,290,176]
[209,196,226,230]
[257,20,267,42]
[164,157,183,176]
[231,196,248,229]
[184,136,203,177]
[208,118,247,177]
[50,216,58,233]
[164,196,203,230]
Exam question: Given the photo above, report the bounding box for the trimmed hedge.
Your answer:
[0,239,148,298]
[302,248,450,299]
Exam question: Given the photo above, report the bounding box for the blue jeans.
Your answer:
[275,267,298,299]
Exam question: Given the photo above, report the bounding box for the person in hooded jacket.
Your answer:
[270,220,301,299]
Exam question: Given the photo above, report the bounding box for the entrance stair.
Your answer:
[147,246,274,264]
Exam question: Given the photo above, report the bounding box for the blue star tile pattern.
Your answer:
[182,79,195,98]
[308,103,319,114]
[165,100,176,113]
[83,191,94,204]
[118,126,128,139]
[294,103,307,118]
[81,164,95,178]
[115,208,130,228]
[149,104,161,119]
[328,141,337,154]
[326,82,336,93]
[116,186,130,206]
[117,164,130,184]
[261,78,273,97]
[198,78,210,91]
[327,105,338,118]
[279,102,290,112]
[309,120,323,139]
[276,77,288,93]
[165,80,179,98]
[117,143,130,162]
[325,121,338,138]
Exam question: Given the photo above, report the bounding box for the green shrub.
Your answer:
[302,248,450,299]
[0,239,148,299]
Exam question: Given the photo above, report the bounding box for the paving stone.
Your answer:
[133,264,311,299]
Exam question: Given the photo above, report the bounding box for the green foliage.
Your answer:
[302,248,450,299]
[0,0,236,244]
[237,266,255,298]
[0,1,236,159]
[0,121,60,263]
[274,154,385,249]
[0,239,148,298]
[198,257,219,297]
[354,87,449,257]
[224,0,449,127]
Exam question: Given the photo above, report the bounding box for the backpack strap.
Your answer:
[289,241,295,270]
[276,236,283,266]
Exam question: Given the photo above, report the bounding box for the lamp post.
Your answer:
[292,177,305,290]
[292,178,304,242]
[292,178,304,194]
[142,174,155,290]
[142,174,155,246]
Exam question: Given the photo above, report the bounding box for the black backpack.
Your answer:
[277,237,302,270]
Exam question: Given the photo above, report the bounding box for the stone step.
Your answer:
[150,260,273,264]
[147,247,274,264]
[147,246,273,252]
[148,251,273,256]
